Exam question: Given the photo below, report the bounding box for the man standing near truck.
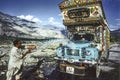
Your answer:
[6,39,31,80]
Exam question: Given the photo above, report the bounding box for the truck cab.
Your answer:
[55,0,110,78]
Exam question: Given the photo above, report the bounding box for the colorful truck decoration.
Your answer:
[55,0,110,78]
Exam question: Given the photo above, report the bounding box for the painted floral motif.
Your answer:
[90,6,99,16]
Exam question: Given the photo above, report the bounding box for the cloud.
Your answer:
[109,24,119,31]
[116,18,120,26]
[17,15,42,23]
[58,13,62,17]
[17,15,65,28]
[48,17,54,23]
[116,19,120,21]
[117,23,120,26]
[58,13,63,21]
[48,17,65,28]
[109,19,120,30]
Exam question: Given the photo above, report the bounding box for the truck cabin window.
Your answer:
[72,33,94,42]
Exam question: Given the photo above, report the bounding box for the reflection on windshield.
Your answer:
[72,33,94,41]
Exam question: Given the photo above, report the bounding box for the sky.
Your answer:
[0,0,120,30]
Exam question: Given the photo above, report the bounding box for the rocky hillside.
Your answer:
[110,28,120,42]
[0,12,64,39]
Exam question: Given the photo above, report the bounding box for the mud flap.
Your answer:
[96,64,101,78]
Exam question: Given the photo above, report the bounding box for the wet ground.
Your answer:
[0,42,120,80]
[44,61,120,80]
[0,57,120,80]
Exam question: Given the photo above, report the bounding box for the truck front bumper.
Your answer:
[59,63,85,76]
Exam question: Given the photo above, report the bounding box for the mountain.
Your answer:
[110,28,120,42]
[43,24,66,36]
[0,11,65,39]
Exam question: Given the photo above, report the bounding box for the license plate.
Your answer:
[66,66,74,74]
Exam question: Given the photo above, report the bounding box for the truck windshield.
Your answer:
[72,33,94,41]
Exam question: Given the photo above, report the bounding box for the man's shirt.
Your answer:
[8,46,23,70]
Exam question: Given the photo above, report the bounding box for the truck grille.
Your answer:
[67,49,79,56]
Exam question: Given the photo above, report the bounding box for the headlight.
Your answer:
[58,49,62,53]
[58,47,64,53]
[57,47,65,56]
[82,48,91,56]
[86,51,91,56]
[67,49,79,56]
[71,50,75,55]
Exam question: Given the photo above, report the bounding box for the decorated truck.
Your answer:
[55,0,110,78]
